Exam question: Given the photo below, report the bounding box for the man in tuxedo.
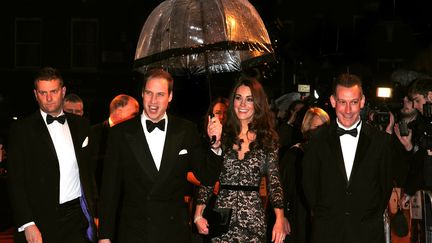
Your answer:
[8,67,97,243]
[98,69,222,243]
[91,94,139,193]
[302,73,393,243]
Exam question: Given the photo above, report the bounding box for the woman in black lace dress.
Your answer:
[194,76,288,243]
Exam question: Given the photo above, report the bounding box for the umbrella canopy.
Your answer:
[134,0,274,76]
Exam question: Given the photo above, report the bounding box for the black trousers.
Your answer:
[57,197,91,243]
[14,198,91,243]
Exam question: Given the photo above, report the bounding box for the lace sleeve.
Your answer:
[266,149,284,209]
[196,184,214,205]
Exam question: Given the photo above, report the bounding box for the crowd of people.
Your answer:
[1,66,432,243]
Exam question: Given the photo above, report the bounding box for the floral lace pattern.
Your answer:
[197,147,284,242]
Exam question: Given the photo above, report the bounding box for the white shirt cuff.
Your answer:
[18,222,35,232]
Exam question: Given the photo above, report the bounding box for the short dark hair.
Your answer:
[332,73,363,96]
[143,68,174,94]
[34,67,64,88]
[407,78,432,100]
[64,93,83,104]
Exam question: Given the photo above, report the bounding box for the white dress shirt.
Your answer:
[141,113,168,171]
[337,119,362,180]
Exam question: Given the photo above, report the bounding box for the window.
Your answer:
[15,18,42,68]
[71,19,99,69]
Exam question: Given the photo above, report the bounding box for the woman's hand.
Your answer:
[194,216,209,235]
[194,204,209,235]
[272,217,287,243]
[283,217,291,235]
[207,115,222,148]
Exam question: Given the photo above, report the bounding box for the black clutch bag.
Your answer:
[389,183,409,237]
[203,207,233,238]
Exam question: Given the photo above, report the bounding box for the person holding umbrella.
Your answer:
[194,76,288,243]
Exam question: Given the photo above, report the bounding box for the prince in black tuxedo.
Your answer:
[8,67,96,243]
[98,69,223,243]
[302,74,393,243]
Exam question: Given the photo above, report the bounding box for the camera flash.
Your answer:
[376,87,392,98]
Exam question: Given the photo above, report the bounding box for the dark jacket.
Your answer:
[98,114,222,243]
[8,111,97,243]
[302,121,393,243]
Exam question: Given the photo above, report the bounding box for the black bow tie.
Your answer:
[46,114,66,124]
[336,121,361,137]
[146,119,165,133]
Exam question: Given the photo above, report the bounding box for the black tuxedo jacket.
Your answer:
[302,121,393,243]
[98,114,222,243]
[7,111,97,243]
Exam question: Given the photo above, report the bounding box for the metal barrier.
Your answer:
[385,189,432,243]
[406,190,432,243]
[423,190,432,243]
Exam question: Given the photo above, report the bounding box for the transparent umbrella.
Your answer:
[134,0,274,76]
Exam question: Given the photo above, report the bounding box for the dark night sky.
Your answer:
[0,0,431,139]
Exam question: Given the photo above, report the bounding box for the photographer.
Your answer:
[366,105,413,186]
[402,78,432,201]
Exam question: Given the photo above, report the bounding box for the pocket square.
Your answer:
[179,149,188,155]
[82,136,89,148]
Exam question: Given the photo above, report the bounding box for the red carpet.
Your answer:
[0,227,14,243]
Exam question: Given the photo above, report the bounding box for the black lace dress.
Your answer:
[197,147,284,242]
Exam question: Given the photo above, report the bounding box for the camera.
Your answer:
[366,100,402,128]
[398,121,409,137]
[414,103,432,150]
[374,111,390,125]
[366,86,402,128]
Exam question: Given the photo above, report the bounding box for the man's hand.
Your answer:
[394,123,413,151]
[99,239,111,243]
[385,112,395,134]
[24,224,42,243]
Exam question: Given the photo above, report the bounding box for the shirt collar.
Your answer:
[108,117,114,127]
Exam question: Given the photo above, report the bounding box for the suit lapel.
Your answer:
[329,124,349,183]
[157,115,183,181]
[125,118,159,181]
[66,114,83,163]
[348,122,371,186]
[33,112,59,165]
